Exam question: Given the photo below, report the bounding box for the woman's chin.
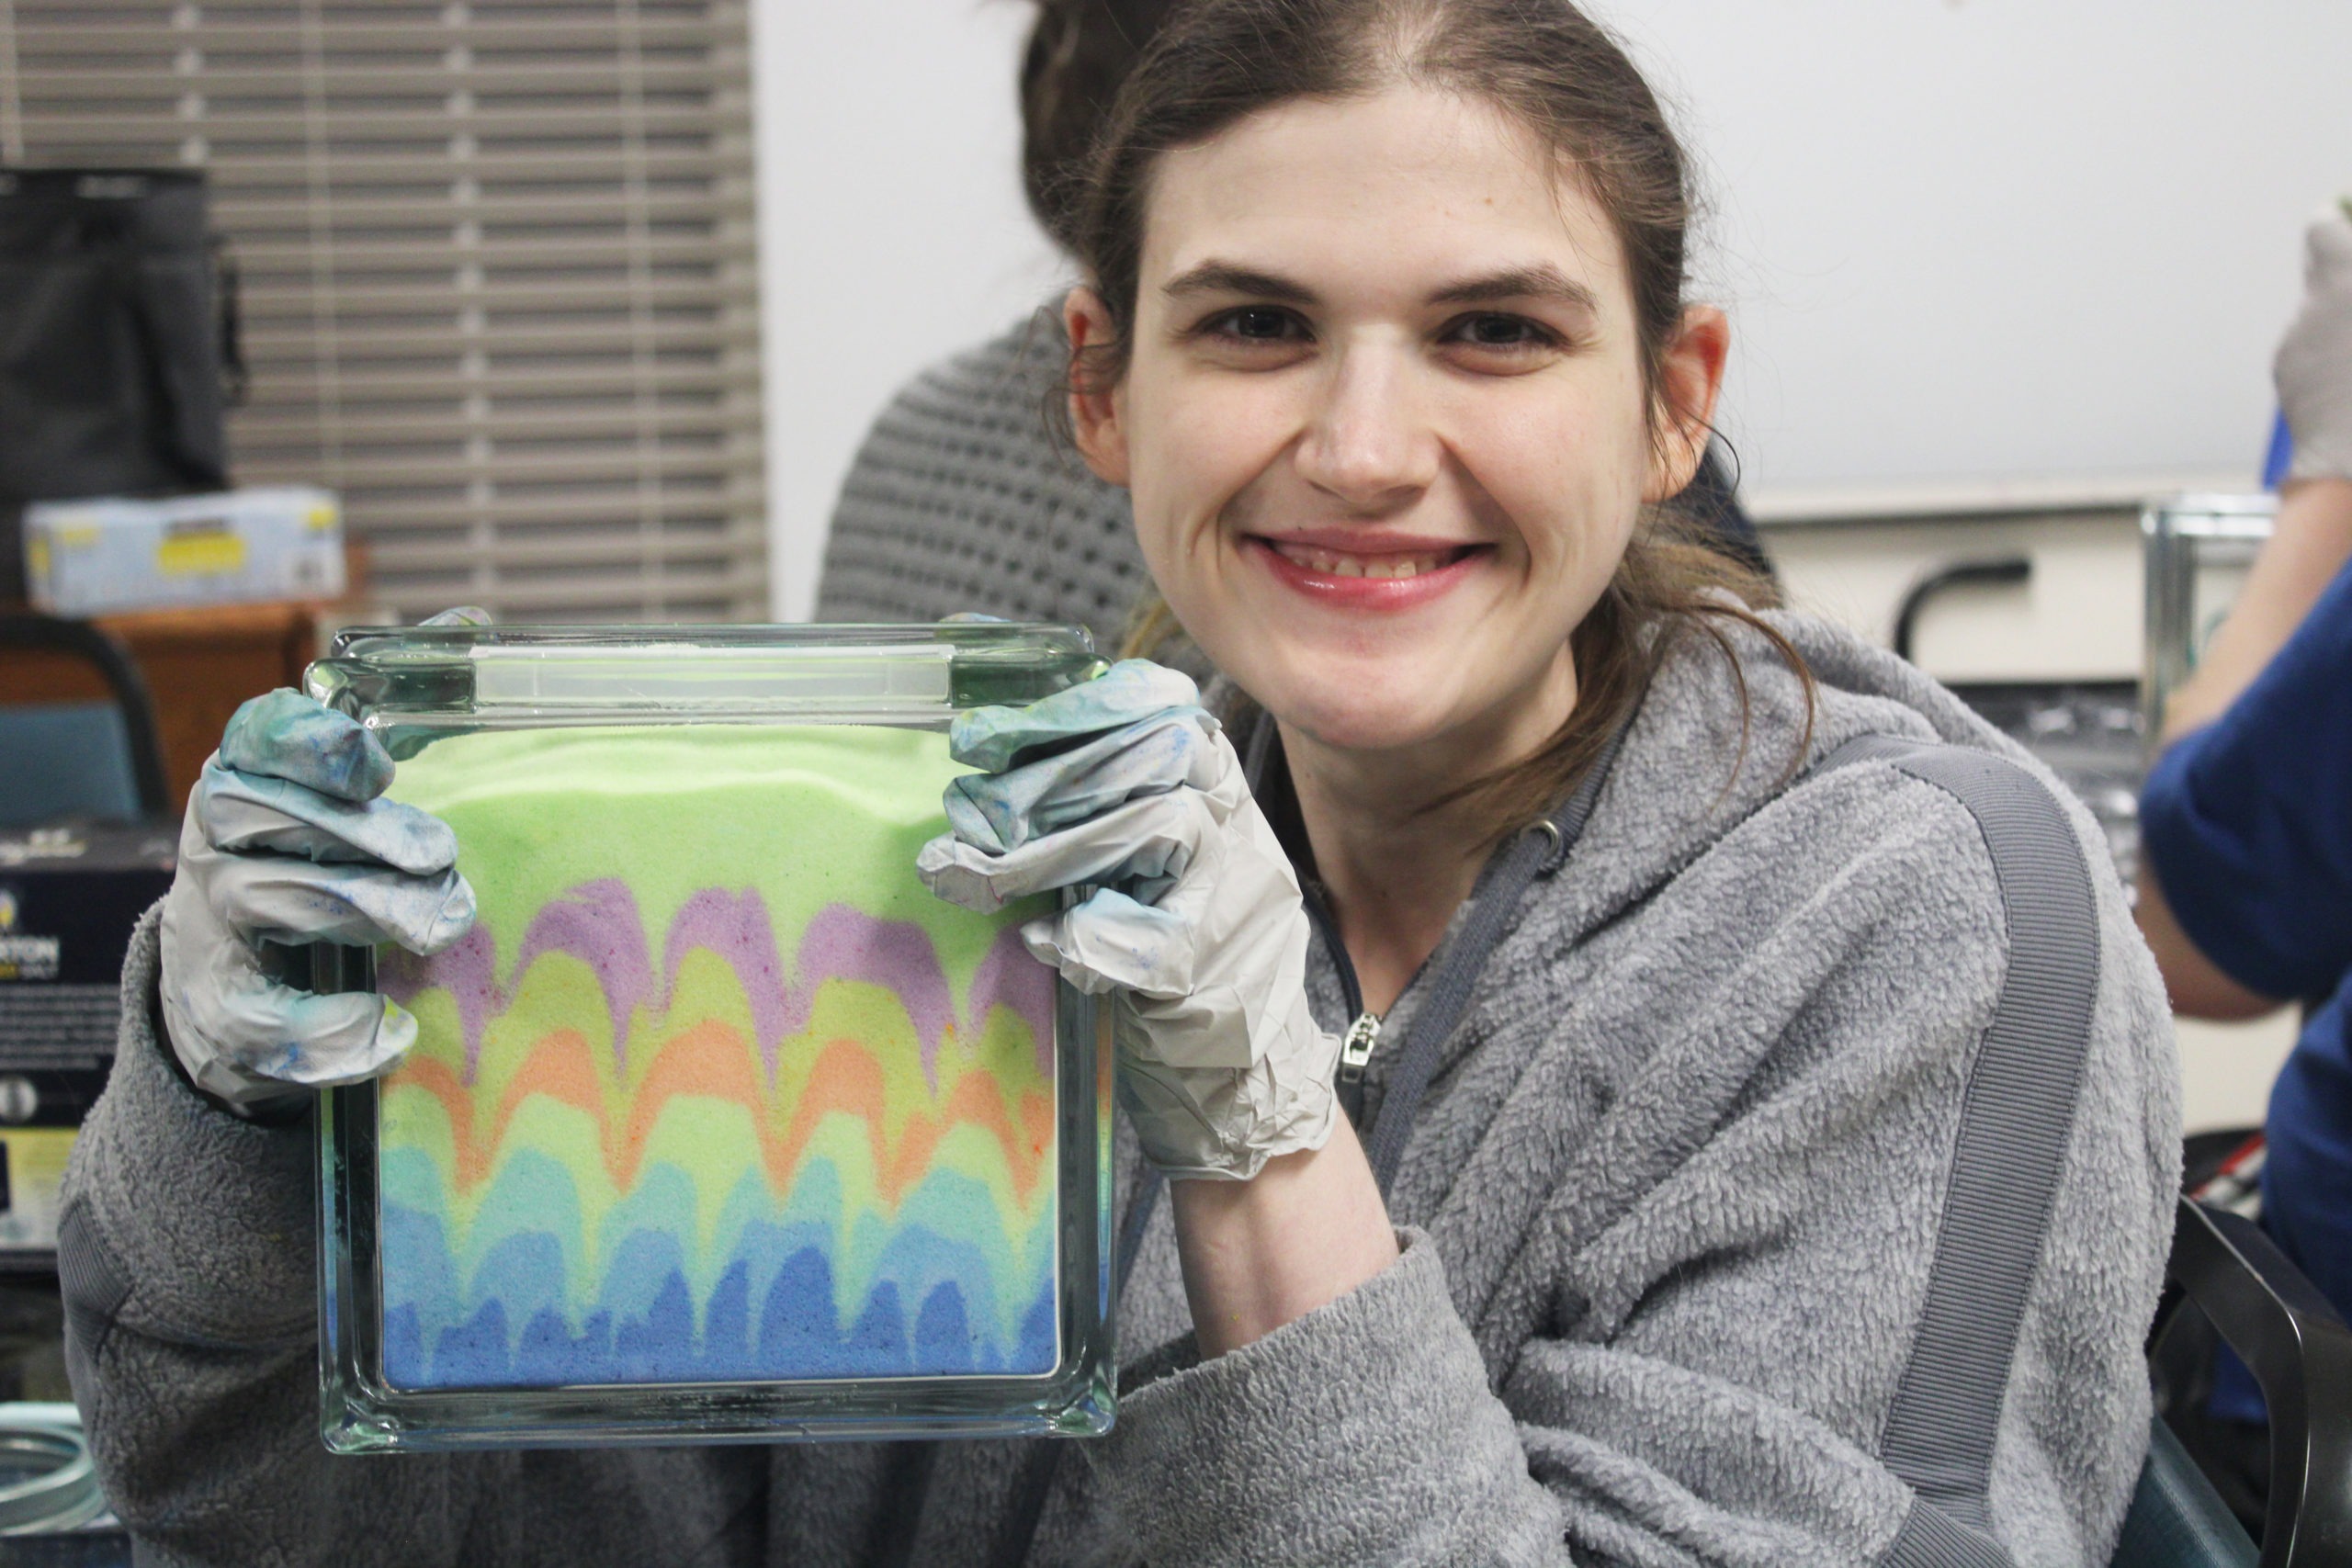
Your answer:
[1215,626,1578,767]
[1250,682,1462,757]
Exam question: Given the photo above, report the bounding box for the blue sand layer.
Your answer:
[378,1144,1060,1390]
[382,1237,1060,1388]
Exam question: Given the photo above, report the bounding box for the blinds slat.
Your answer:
[371,535,752,572]
[369,570,772,611]
[18,105,729,141]
[254,489,768,532]
[209,190,753,229]
[234,362,760,400]
[194,147,756,185]
[263,446,760,486]
[238,277,757,320]
[235,321,744,359]
[237,404,759,438]
[235,421,762,456]
[226,234,756,271]
[24,61,747,96]
[22,17,729,52]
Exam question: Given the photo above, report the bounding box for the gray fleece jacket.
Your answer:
[58,610,2178,1568]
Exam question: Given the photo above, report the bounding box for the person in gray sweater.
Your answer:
[60,2,2176,1564]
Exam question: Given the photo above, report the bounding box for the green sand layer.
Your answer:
[385,723,1011,987]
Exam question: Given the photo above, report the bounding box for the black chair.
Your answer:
[2115,1197,2352,1566]
[0,611,171,826]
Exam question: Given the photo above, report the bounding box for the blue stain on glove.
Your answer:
[944,660,1225,855]
[947,660,1203,772]
[917,657,1344,1179]
[161,684,476,1113]
[220,688,395,804]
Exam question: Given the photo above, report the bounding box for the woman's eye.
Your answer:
[1448,313,1555,351]
[1204,306,1306,344]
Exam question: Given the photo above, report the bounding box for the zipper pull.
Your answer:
[1339,1010,1381,1085]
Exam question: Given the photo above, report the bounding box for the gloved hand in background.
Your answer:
[2278,199,2352,484]
[919,660,1341,1181]
[158,615,482,1115]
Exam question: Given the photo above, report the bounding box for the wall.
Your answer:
[1594,1,2352,497]
[752,0,2352,619]
[752,0,1053,620]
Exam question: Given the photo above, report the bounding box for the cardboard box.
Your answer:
[25,487,345,616]
[0,822,175,1267]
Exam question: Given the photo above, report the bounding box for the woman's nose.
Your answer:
[1293,346,1441,512]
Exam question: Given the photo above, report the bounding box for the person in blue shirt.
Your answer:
[2136,202,2352,1519]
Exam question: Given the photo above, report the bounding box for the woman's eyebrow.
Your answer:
[1430,265,1598,311]
[1161,261,1318,305]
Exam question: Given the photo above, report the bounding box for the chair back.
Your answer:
[2114,1416,2259,1567]
[2130,1198,2352,1567]
[0,613,170,827]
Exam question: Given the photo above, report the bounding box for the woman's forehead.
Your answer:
[1137,85,1626,304]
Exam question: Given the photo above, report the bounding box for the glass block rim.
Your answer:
[306,621,1106,735]
[322,619,1099,662]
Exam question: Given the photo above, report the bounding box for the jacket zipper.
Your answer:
[1338,1010,1382,1086]
[1301,881,1382,1089]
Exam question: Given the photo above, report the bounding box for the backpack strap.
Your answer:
[1814,736,2103,1568]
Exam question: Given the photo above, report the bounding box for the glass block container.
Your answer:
[305,624,1115,1452]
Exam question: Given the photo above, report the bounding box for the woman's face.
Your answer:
[1069,85,1725,763]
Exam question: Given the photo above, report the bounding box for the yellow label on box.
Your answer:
[0,1127,77,1252]
[156,528,247,577]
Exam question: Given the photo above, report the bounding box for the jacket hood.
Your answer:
[1549,607,2035,948]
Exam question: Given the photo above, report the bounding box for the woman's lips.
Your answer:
[1245,534,1487,609]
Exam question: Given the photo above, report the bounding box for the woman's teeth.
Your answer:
[1269,541,1455,579]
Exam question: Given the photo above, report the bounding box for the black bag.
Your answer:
[0,168,245,603]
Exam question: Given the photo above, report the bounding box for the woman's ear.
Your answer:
[1643,304,1730,502]
[1064,286,1132,487]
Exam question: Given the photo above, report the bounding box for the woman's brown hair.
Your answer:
[1019,0,1182,252]
[1076,0,1815,840]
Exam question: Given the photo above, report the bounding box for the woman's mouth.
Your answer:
[1246,534,1487,607]
[1267,541,1461,579]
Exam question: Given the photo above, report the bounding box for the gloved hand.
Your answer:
[2278,199,2352,484]
[158,619,483,1115]
[918,660,1341,1181]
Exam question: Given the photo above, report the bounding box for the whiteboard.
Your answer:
[1594,1,2352,501]
[754,1,2352,617]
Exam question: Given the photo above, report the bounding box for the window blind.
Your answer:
[0,0,767,622]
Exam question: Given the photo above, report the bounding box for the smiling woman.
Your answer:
[56,1,2177,1565]
[1074,85,1743,784]
[1079,80,1795,853]
[985,0,2176,1561]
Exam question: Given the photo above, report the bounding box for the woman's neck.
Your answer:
[1277,654,1577,1015]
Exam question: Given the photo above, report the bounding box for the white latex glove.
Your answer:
[158,635,481,1114]
[918,660,1340,1181]
[2278,200,2352,483]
